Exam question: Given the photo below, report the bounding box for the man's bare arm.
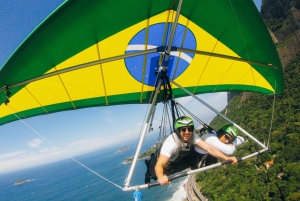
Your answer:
[196,140,237,164]
[155,154,171,185]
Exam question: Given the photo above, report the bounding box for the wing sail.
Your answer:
[0,0,283,125]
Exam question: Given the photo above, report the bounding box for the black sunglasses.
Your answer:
[180,127,193,132]
[224,134,234,142]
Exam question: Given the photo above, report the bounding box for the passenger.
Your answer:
[194,124,245,167]
[145,116,237,185]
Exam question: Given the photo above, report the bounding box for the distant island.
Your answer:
[116,146,130,153]
[14,179,33,186]
[124,142,159,164]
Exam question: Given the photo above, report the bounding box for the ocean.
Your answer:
[0,136,187,201]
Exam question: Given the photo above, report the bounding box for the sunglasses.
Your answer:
[224,134,234,142]
[180,127,193,132]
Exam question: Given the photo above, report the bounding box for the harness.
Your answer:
[163,132,194,169]
[144,132,195,183]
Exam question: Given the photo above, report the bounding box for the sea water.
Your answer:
[0,136,186,201]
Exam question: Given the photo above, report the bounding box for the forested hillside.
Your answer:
[195,1,300,200]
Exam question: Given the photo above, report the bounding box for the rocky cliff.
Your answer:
[262,0,300,67]
[228,0,300,102]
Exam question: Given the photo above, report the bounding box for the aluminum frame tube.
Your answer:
[124,80,162,188]
[163,0,183,65]
[123,149,267,191]
[177,47,277,69]
[0,48,158,92]
[187,149,267,175]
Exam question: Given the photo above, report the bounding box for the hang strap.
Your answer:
[156,70,179,131]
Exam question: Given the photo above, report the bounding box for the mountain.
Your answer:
[262,0,300,67]
[194,1,300,200]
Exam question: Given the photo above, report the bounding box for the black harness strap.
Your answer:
[170,100,179,131]
[198,124,215,136]
[157,71,179,130]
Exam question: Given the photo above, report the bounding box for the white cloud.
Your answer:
[101,109,114,123]
[0,135,131,174]
[27,138,42,148]
[176,96,194,106]
[167,92,227,124]
[0,151,26,160]
[0,151,66,174]
[66,138,113,154]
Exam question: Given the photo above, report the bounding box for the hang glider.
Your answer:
[0,0,283,126]
[0,0,283,199]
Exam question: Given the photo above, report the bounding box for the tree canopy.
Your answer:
[195,51,300,200]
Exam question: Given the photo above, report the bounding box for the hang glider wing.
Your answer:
[0,0,283,125]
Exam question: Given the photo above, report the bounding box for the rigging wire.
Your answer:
[267,92,276,149]
[229,0,251,63]
[158,104,167,142]
[134,68,161,146]
[6,105,123,190]
[164,103,173,132]
[228,0,259,90]
[176,102,205,125]
[176,104,186,117]
[161,104,168,138]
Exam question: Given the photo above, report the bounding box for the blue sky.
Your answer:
[254,0,262,10]
[0,0,261,174]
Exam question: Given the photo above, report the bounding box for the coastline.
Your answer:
[169,178,188,201]
[124,142,158,164]
[123,156,150,164]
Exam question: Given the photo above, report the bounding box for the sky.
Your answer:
[0,0,261,175]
